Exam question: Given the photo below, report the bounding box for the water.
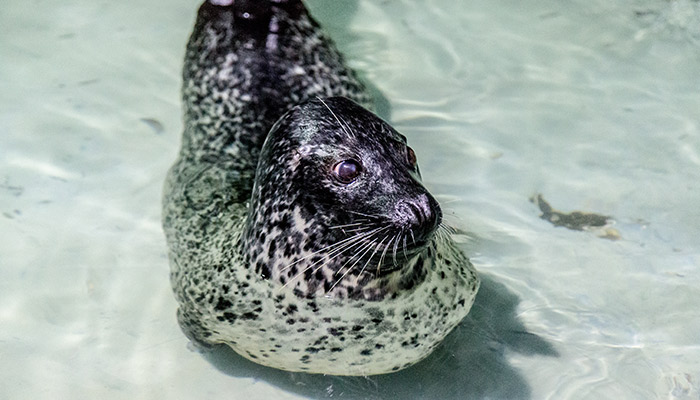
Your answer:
[2,0,699,398]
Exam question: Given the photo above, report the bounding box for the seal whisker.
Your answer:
[329,234,381,292]
[438,222,457,235]
[440,213,463,231]
[328,221,367,230]
[328,247,371,293]
[301,227,381,267]
[375,232,394,276]
[340,225,380,234]
[441,226,455,243]
[391,233,401,268]
[436,226,447,243]
[279,226,382,274]
[280,232,372,290]
[325,226,389,272]
[438,222,468,242]
[332,225,388,274]
[346,210,383,219]
[402,233,408,260]
[317,96,355,139]
[434,197,461,205]
[280,238,363,289]
[281,225,392,290]
[333,225,389,274]
[354,234,388,284]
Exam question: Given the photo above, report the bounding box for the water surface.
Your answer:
[2,0,699,398]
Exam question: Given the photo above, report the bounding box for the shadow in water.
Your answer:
[201,274,558,399]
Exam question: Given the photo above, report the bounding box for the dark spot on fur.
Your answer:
[241,312,258,320]
[328,327,344,336]
[268,240,277,258]
[215,297,233,311]
[223,312,237,323]
[313,336,328,345]
[314,269,324,281]
[283,242,293,257]
[260,264,271,279]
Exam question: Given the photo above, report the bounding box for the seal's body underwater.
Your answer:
[163,0,479,376]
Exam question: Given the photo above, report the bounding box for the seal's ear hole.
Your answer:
[406,146,417,168]
[332,160,362,184]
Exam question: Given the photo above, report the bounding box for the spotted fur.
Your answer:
[163,0,479,376]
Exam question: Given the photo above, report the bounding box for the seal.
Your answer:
[163,0,480,376]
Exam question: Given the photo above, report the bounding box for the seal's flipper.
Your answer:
[176,306,217,350]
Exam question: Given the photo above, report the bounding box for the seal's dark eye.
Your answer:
[406,146,417,168]
[332,160,362,184]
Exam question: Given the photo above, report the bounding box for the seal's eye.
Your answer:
[332,160,362,184]
[406,146,417,168]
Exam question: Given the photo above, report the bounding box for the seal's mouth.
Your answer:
[349,230,434,275]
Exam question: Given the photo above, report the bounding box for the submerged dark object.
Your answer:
[532,194,615,233]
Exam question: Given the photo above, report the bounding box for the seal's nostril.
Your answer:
[408,203,427,225]
[393,193,440,239]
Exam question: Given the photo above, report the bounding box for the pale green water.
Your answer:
[1,0,699,399]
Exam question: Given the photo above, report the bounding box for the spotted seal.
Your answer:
[163,0,479,376]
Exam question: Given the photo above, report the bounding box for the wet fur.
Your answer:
[163,0,479,375]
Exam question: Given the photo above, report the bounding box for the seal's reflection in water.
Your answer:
[203,274,558,399]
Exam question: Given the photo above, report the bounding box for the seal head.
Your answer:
[243,97,442,297]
